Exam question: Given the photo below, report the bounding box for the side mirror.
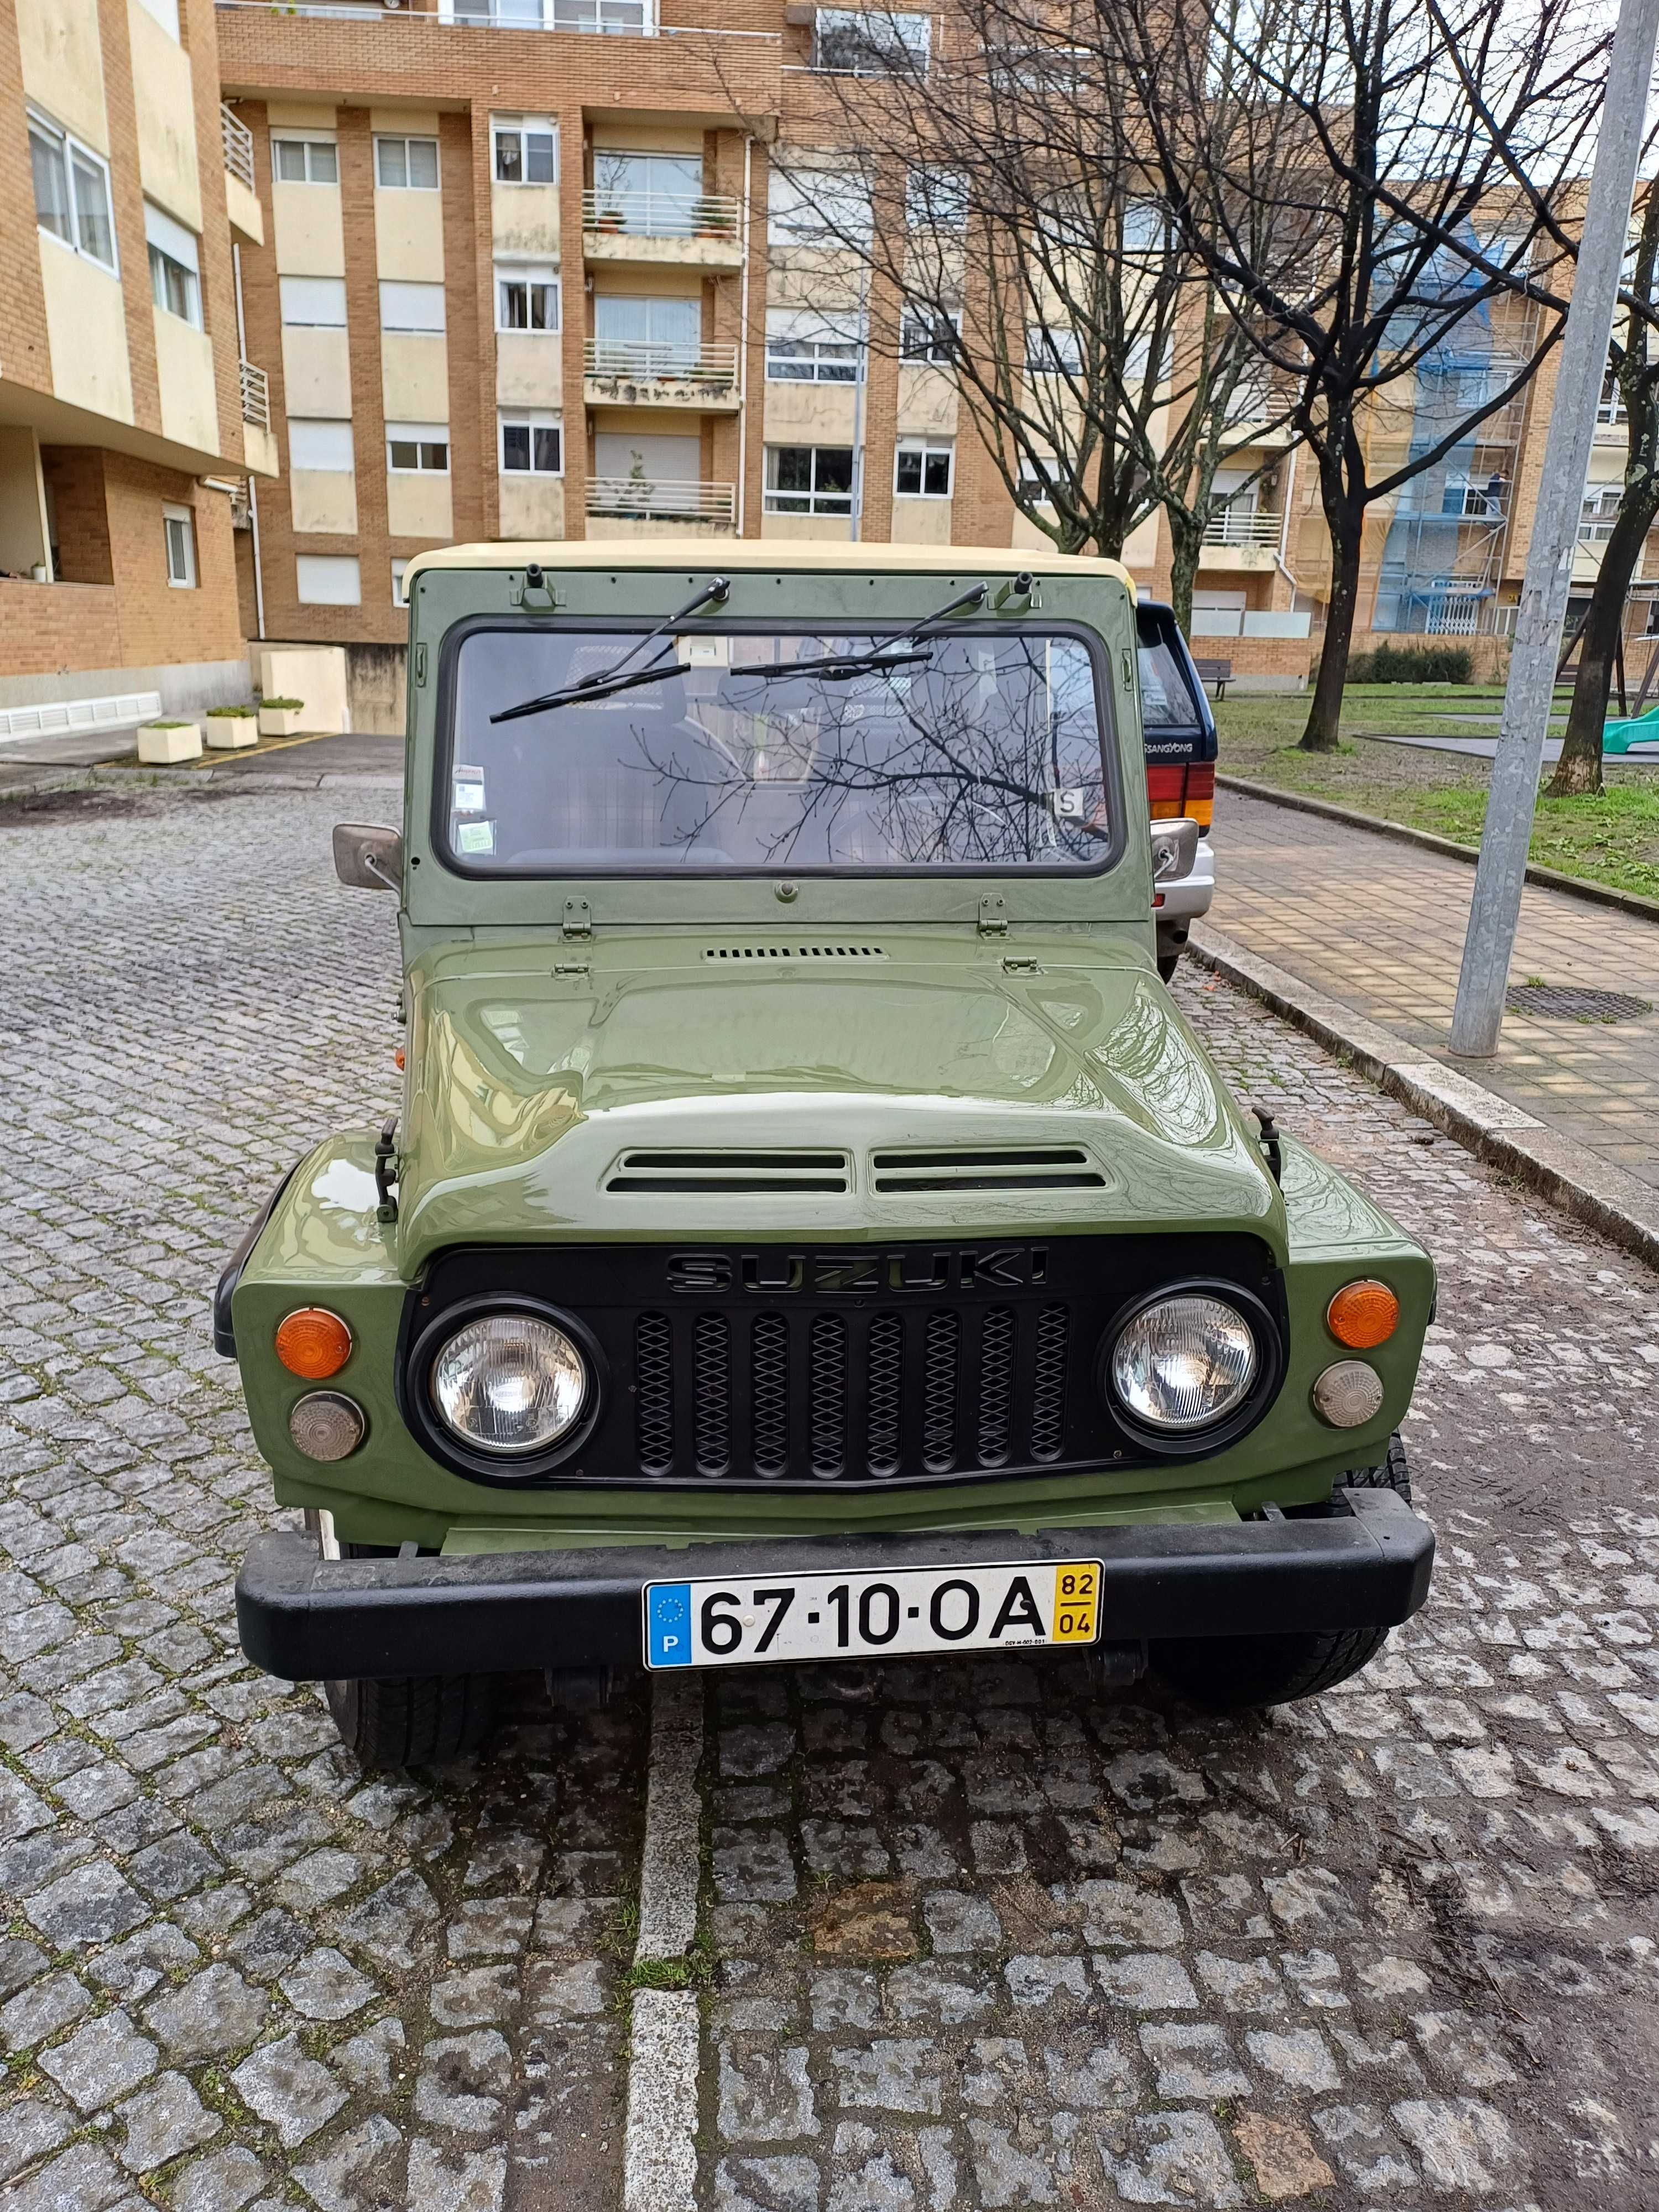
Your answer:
[333,823,403,894]
[1151,817,1199,884]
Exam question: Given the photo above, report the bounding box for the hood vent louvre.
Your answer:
[703,944,887,961]
[870,1146,1105,1194]
[607,1149,852,1194]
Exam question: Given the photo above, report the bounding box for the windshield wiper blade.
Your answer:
[491,575,730,725]
[726,646,937,684]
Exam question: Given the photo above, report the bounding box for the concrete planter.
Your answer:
[137,721,203,765]
[205,712,259,750]
[258,705,305,738]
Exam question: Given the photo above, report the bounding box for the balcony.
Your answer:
[586,476,736,531]
[582,189,743,269]
[221,103,263,242]
[1199,507,1282,571]
[583,339,740,411]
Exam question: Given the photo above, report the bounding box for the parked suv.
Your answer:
[218,544,1432,1768]
[1137,599,1217,980]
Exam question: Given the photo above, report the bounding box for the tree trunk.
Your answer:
[1300,504,1364,752]
[1166,512,1202,633]
[1547,487,1658,796]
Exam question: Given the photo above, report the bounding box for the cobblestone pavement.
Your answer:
[3,786,1659,2210]
[0,787,643,2211]
[1212,782,1659,1197]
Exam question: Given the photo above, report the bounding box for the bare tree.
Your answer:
[1550,181,1659,796]
[1106,0,1604,748]
[727,8,1300,625]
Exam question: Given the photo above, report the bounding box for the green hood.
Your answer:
[394,935,1282,1274]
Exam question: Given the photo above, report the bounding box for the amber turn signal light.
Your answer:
[275,1307,353,1380]
[1326,1280,1399,1350]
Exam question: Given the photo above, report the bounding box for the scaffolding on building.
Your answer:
[1370,279,1541,638]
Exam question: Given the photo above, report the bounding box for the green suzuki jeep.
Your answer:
[218,544,1433,1769]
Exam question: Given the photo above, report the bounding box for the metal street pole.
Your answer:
[1449,0,1659,1056]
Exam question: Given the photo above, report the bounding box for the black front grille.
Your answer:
[406,1236,1286,1491]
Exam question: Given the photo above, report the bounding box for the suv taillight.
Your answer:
[1146,761,1214,831]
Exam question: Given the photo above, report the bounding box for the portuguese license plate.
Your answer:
[643,1559,1102,1671]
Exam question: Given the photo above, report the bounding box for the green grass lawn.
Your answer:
[1216,685,1659,900]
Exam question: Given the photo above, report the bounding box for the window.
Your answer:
[273,136,338,185]
[393,559,409,606]
[375,135,439,190]
[379,281,446,334]
[1580,484,1623,545]
[29,112,116,272]
[813,7,930,75]
[288,420,355,471]
[905,166,966,232]
[279,276,347,327]
[1025,324,1081,375]
[1017,453,1058,505]
[499,411,563,474]
[764,445,855,516]
[495,263,561,332]
[134,0,180,38]
[387,422,450,472]
[163,504,196,588]
[493,117,557,185]
[768,165,872,248]
[591,149,704,231]
[895,439,952,498]
[593,293,701,368]
[900,310,958,364]
[145,204,201,327]
[296,554,361,605]
[766,309,863,383]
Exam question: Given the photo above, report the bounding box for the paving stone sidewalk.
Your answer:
[0,785,640,2211]
[1209,785,1659,1200]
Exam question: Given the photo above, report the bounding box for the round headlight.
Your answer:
[1110,1293,1258,1432]
[430,1313,588,1455]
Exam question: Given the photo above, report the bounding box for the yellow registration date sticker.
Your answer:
[1051,1562,1102,1644]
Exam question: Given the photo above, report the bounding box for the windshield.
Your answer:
[441,625,1114,874]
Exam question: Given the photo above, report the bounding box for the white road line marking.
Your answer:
[623,1988,700,2212]
[635,1672,702,1961]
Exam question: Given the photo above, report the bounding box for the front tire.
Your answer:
[325,1673,498,1768]
[1151,1432,1411,1710]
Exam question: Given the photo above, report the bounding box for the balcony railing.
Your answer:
[584,340,739,387]
[587,477,735,524]
[239,359,270,429]
[1202,508,1280,547]
[222,103,255,190]
[582,188,741,241]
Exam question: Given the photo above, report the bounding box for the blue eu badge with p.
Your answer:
[647,1583,693,1668]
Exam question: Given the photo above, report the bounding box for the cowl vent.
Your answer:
[703,944,887,961]
[606,1149,852,1194]
[870,1146,1105,1194]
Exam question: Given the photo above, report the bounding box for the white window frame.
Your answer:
[288,419,356,472]
[393,558,409,606]
[813,7,931,76]
[492,116,559,186]
[374,134,439,190]
[279,276,348,328]
[163,503,197,588]
[765,308,864,384]
[386,422,451,474]
[895,438,953,499]
[295,554,361,606]
[764,444,857,517]
[1025,324,1082,377]
[272,134,339,186]
[378,280,447,335]
[1016,454,1059,507]
[133,0,180,39]
[767,164,873,248]
[28,109,118,274]
[494,262,561,333]
[498,410,564,476]
[905,165,966,233]
[145,202,201,328]
[900,309,959,366]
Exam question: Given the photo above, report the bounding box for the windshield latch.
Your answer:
[373,1115,400,1225]
[562,897,592,940]
[977,893,1009,937]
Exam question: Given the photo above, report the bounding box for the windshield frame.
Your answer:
[431,612,1125,883]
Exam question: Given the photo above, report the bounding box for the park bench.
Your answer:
[1191,657,1233,699]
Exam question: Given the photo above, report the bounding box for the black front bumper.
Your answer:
[237,1486,1433,1681]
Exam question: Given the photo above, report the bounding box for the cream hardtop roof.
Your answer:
[405,539,1135,598]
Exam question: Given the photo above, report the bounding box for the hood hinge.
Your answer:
[977,893,1009,937]
[562,897,593,940]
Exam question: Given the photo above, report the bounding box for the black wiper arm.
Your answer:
[724,581,990,686]
[490,575,730,726]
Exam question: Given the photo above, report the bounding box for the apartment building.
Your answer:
[0,0,278,739]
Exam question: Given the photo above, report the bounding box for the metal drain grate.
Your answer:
[1505,983,1653,1024]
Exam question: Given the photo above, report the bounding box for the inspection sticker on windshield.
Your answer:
[453,765,486,813]
[644,1559,1101,1670]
